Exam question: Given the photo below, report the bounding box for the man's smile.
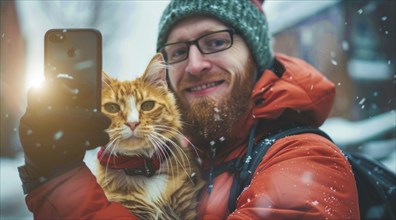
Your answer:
[184,80,226,97]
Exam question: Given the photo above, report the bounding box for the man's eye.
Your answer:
[141,101,155,111]
[170,48,187,59]
[210,39,226,47]
[205,38,229,51]
[104,103,120,113]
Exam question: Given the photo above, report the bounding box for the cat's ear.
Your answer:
[102,71,113,88]
[142,53,167,88]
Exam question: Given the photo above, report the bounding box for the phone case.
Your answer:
[44,28,102,111]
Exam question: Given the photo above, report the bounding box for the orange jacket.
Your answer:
[25,54,360,219]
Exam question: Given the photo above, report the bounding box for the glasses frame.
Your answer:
[158,29,235,65]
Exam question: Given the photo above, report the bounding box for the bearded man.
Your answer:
[17,0,360,219]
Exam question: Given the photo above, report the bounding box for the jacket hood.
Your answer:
[251,53,335,126]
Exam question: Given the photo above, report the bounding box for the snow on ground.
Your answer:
[0,155,32,219]
[321,111,395,148]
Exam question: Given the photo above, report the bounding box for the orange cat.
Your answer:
[96,54,204,220]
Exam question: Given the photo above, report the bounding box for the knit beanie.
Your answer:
[156,0,274,74]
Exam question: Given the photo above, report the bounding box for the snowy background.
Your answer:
[1,1,395,219]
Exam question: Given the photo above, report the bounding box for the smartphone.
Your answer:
[44,28,102,111]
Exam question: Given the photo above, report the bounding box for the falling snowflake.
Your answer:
[214,113,222,121]
[311,200,319,206]
[53,130,64,140]
[263,139,275,145]
[359,98,366,105]
[301,171,313,184]
[245,155,252,164]
[342,40,349,51]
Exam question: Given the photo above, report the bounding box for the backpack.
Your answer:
[212,126,396,219]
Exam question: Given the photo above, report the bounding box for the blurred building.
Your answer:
[0,1,25,157]
[269,0,395,120]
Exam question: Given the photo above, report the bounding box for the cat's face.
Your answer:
[101,54,181,156]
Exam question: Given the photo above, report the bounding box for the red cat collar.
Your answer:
[97,147,167,177]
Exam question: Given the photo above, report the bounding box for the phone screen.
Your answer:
[44,29,102,111]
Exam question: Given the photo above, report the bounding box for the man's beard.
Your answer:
[176,57,255,146]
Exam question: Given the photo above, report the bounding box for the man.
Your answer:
[18,0,360,219]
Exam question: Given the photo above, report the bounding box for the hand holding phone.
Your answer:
[18,29,110,194]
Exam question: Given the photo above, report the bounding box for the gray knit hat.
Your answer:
[156,0,274,74]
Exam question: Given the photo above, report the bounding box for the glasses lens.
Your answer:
[163,43,188,64]
[198,31,232,54]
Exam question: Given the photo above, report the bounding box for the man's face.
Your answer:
[165,17,255,145]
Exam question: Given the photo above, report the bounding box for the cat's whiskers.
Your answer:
[150,132,199,186]
[153,125,201,158]
[150,131,193,181]
[155,125,196,149]
[147,136,173,179]
[151,128,192,172]
[153,138,171,174]
[148,134,178,186]
[103,137,121,184]
[179,120,195,128]
[106,127,124,142]
[102,136,121,156]
[97,134,120,182]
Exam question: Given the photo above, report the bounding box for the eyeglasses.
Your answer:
[158,29,235,64]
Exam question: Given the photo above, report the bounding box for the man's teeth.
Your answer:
[190,82,219,92]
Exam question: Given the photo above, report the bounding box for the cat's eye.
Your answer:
[141,101,155,111]
[104,103,121,113]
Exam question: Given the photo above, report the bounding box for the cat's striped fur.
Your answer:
[96,54,204,220]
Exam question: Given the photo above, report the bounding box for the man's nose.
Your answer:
[185,45,211,75]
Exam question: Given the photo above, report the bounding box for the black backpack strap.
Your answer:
[228,126,331,212]
[202,157,241,180]
[345,152,396,219]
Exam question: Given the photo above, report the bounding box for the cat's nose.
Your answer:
[125,122,140,131]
